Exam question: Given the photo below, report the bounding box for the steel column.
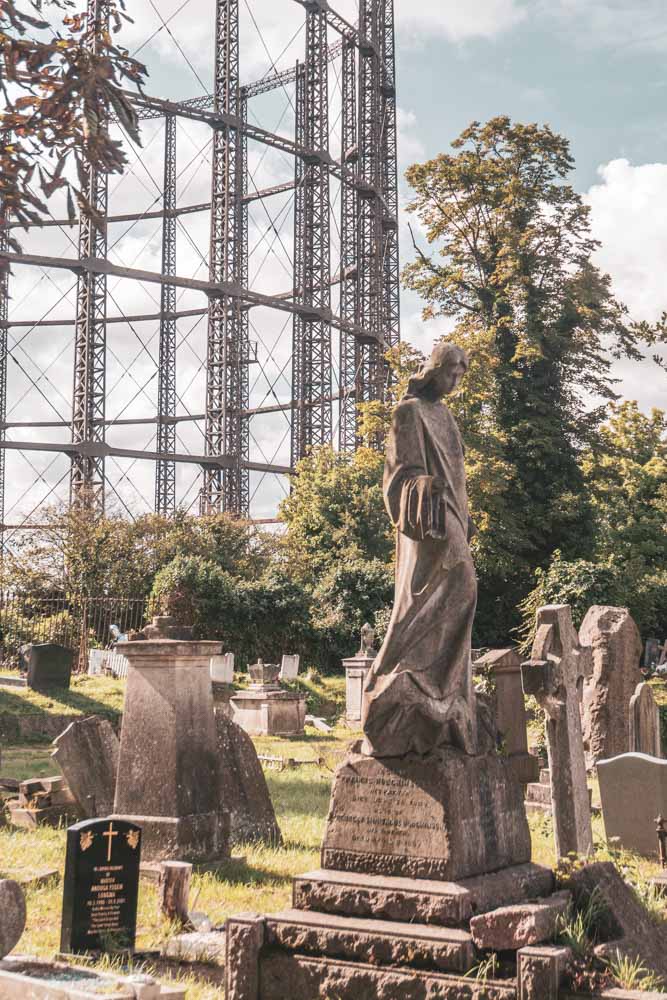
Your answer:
[155,113,177,517]
[70,0,110,511]
[356,0,385,425]
[291,5,332,468]
[0,209,8,553]
[202,0,241,514]
[339,37,359,450]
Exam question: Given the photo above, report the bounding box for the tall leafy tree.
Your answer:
[403,116,658,640]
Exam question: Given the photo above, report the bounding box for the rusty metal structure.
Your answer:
[0,0,400,541]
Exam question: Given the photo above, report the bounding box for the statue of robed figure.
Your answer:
[361,342,478,758]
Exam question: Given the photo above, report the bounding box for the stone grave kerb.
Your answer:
[522,604,593,859]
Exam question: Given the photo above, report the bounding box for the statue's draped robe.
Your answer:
[361,395,478,758]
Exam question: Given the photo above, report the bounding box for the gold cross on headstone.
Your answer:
[103,821,118,863]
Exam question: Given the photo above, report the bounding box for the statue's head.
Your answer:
[406,341,469,400]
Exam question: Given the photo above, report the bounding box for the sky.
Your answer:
[4,0,667,529]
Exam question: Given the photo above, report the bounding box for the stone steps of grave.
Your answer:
[263,908,476,975]
[253,951,518,1000]
[292,864,554,928]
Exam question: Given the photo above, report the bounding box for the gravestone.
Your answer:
[113,621,229,862]
[598,752,667,857]
[645,638,662,670]
[231,659,306,737]
[0,880,26,958]
[8,775,81,829]
[210,652,234,684]
[322,748,531,880]
[474,648,539,784]
[280,654,300,681]
[522,604,593,858]
[579,605,643,766]
[53,716,120,818]
[22,643,74,691]
[60,817,142,954]
[343,626,378,725]
[629,682,662,758]
[215,711,282,845]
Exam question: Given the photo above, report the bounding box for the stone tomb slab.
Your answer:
[60,817,142,955]
[0,958,185,999]
[598,752,667,857]
[322,749,531,880]
[265,909,475,974]
[292,862,554,927]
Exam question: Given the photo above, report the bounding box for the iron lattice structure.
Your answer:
[0,0,400,538]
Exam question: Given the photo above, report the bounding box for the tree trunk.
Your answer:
[158,860,192,926]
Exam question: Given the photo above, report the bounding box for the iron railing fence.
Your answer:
[0,592,152,670]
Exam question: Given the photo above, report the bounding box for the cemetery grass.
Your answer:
[0,671,125,721]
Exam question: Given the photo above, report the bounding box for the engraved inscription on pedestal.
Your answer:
[322,750,530,881]
[326,771,450,860]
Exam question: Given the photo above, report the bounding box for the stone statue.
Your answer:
[361,341,478,758]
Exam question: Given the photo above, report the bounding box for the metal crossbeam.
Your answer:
[0,2,401,525]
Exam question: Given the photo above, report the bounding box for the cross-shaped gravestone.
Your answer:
[521,604,593,859]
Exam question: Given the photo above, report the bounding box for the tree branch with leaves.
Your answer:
[1,0,147,247]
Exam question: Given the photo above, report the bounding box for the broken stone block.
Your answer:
[0,881,26,959]
[163,931,226,964]
[470,891,571,950]
[53,716,119,818]
[569,861,667,982]
[215,712,282,846]
[517,944,571,1000]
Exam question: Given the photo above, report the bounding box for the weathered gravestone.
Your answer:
[343,625,378,725]
[474,648,539,784]
[21,643,74,691]
[598,752,667,857]
[60,817,141,954]
[215,712,282,845]
[0,880,26,958]
[630,682,662,758]
[53,716,120,818]
[579,605,643,766]
[231,659,306,737]
[210,652,234,684]
[522,604,593,858]
[280,654,300,681]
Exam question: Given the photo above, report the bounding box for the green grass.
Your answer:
[0,673,126,720]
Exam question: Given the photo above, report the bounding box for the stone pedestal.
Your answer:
[230,688,306,737]
[343,655,373,725]
[112,638,229,863]
[321,749,531,881]
[475,648,540,785]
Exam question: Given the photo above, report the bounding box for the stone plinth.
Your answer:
[231,689,306,737]
[343,655,373,725]
[322,749,531,881]
[474,648,540,785]
[112,639,229,863]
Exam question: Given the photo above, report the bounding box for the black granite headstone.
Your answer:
[25,643,74,691]
[60,817,142,954]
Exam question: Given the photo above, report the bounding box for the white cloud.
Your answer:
[543,0,667,52]
[585,158,667,411]
[395,0,525,42]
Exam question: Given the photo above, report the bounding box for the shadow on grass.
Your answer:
[0,684,120,720]
[199,856,301,887]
